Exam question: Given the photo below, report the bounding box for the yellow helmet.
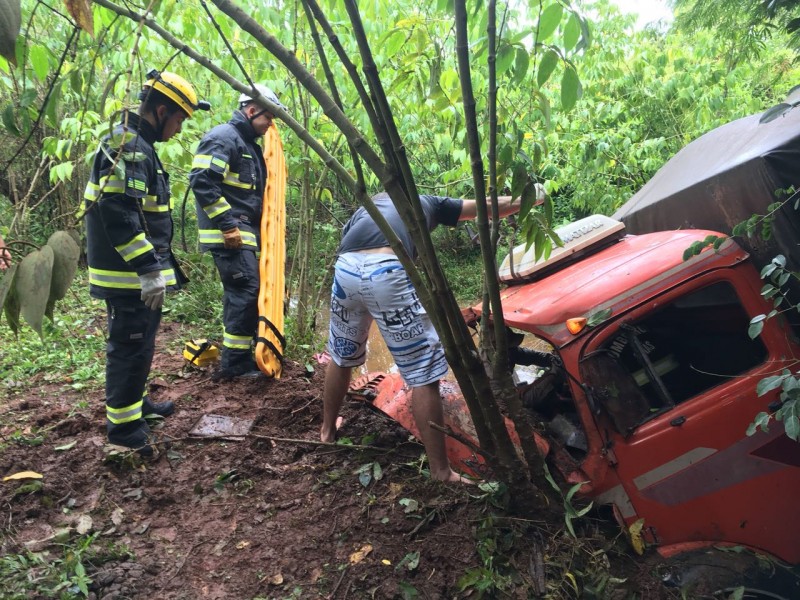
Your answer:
[142,69,211,117]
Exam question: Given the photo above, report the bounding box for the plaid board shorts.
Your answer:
[327,252,448,387]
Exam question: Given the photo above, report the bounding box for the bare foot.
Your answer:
[432,468,480,485]
[320,416,345,443]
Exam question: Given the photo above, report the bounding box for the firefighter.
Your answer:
[189,84,285,380]
[83,70,209,455]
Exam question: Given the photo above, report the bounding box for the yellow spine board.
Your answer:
[255,125,287,378]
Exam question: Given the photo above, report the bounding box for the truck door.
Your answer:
[579,276,800,563]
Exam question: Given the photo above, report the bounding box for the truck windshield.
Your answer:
[581,281,768,435]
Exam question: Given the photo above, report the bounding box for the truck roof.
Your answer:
[612,108,800,273]
[494,229,749,348]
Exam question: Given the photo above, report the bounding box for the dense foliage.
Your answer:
[2,1,798,279]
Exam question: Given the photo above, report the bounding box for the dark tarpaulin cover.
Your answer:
[613,108,800,273]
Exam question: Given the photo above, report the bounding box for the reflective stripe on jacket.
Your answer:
[190,111,267,251]
[82,112,186,299]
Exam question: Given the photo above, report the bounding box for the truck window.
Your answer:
[582,281,768,434]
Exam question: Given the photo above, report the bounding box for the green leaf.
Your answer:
[46,230,80,302]
[70,69,82,93]
[358,470,372,487]
[748,411,771,437]
[14,31,23,67]
[510,162,528,200]
[399,497,419,513]
[538,94,551,129]
[587,308,613,327]
[398,581,419,600]
[397,550,420,571]
[748,315,765,339]
[383,29,406,57]
[561,66,581,111]
[19,88,37,108]
[565,513,577,537]
[496,43,515,74]
[575,501,593,517]
[783,405,800,441]
[576,13,592,52]
[728,586,745,600]
[519,180,537,221]
[544,192,554,223]
[29,43,48,81]
[44,87,59,124]
[537,3,563,42]
[15,245,54,339]
[498,143,513,167]
[512,47,530,86]
[12,480,43,496]
[533,226,546,262]
[537,49,559,88]
[683,242,701,261]
[564,481,583,504]
[2,104,19,135]
[563,13,580,51]
[756,374,788,397]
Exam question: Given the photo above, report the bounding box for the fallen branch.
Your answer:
[530,538,547,596]
[328,564,349,600]
[107,431,392,459]
[428,422,493,461]
[248,433,386,452]
[290,395,319,414]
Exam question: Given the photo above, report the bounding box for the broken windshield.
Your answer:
[581,281,768,435]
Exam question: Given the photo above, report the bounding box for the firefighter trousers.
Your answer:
[212,248,260,370]
[105,296,162,431]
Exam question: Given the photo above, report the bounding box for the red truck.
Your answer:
[349,107,800,597]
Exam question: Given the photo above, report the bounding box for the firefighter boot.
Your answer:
[142,395,175,418]
[211,356,266,381]
[107,419,154,457]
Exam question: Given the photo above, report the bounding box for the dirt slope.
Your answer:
[0,322,669,600]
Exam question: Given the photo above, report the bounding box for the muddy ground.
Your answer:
[0,321,674,599]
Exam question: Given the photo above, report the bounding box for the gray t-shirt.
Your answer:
[338,192,463,258]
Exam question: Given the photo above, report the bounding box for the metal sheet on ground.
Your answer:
[188,414,254,441]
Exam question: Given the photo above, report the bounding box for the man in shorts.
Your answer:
[321,191,519,482]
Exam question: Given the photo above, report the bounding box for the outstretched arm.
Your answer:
[458,195,518,221]
[459,183,547,221]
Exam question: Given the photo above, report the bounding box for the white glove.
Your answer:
[139,271,166,311]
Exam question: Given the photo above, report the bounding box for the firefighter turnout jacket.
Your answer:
[82,112,186,298]
[190,111,267,250]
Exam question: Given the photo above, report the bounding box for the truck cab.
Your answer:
[499,215,800,565]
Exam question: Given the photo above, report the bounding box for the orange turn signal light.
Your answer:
[566,317,588,335]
